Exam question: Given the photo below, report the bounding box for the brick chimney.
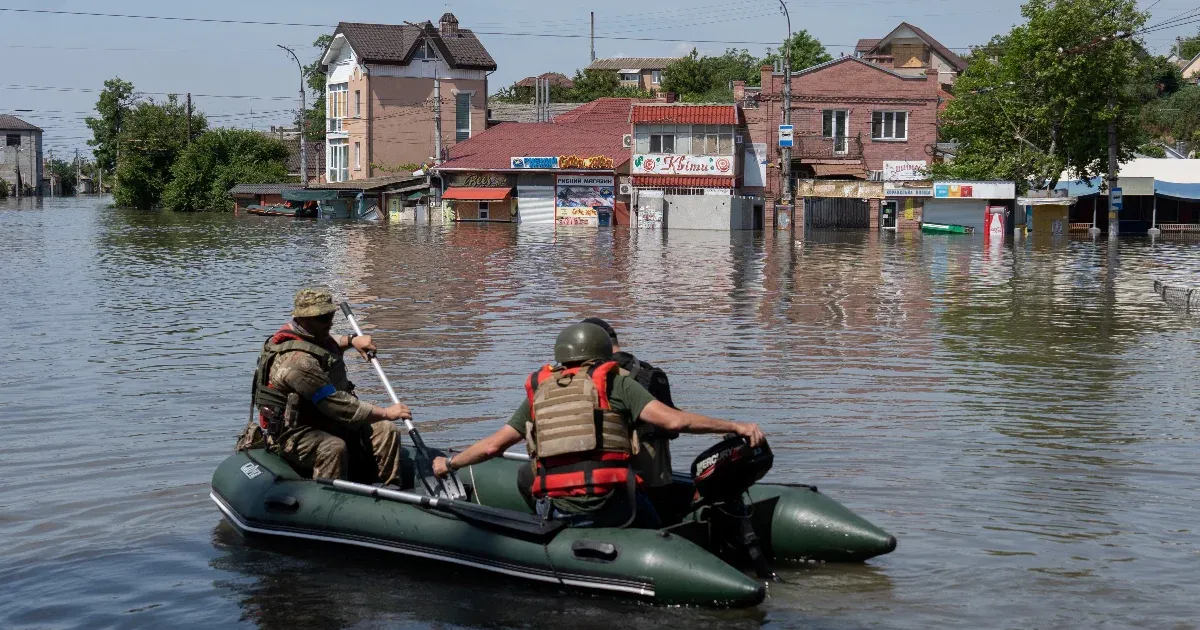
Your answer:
[439,12,459,36]
[733,80,745,103]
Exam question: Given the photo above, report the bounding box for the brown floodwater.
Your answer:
[2,196,1198,629]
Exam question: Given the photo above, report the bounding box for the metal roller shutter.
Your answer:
[517,186,555,224]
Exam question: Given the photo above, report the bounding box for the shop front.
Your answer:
[923,181,1017,233]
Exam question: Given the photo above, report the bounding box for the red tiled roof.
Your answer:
[438,99,634,171]
[632,175,735,188]
[514,72,574,88]
[855,38,882,53]
[630,104,738,125]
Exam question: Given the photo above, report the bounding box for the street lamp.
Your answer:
[778,0,794,238]
[278,44,309,188]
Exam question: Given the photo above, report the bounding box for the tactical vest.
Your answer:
[251,323,351,435]
[613,352,679,441]
[524,361,636,498]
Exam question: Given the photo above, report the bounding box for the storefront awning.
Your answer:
[404,191,426,201]
[812,164,867,178]
[442,187,513,201]
[282,189,340,202]
[632,175,735,188]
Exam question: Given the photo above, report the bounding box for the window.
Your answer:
[634,128,650,154]
[354,142,361,170]
[822,109,849,153]
[455,92,471,142]
[703,125,720,155]
[5,134,19,146]
[872,111,908,140]
[327,83,348,132]
[327,138,348,182]
[478,201,489,220]
[652,70,662,84]
[354,90,361,117]
[649,127,675,154]
[620,73,640,82]
[412,40,437,60]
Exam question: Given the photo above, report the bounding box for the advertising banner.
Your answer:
[984,205,1006,247]
[556,175,615,226]
[933,181,1017,199]
[632,154,734,176]
[883,160,927,181]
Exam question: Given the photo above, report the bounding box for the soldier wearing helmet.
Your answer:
[432,322,765,528]
[236,288,413,486]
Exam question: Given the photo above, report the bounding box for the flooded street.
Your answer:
[2,196,1198,628]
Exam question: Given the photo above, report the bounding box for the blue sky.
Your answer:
[1,0,1196,158]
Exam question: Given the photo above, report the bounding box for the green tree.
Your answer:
[1143,85,1200,154]
[0,178,9,199]
[662,48,764,102]
[294,34,334,143]
[1175,30,1200,61]
[162,128,290,212]
[112,95,207,209]
[567,69,622,101]
[933,0,1150,191]
[84,78,136,178]
[762,30,833,73]
[46,158,78,195]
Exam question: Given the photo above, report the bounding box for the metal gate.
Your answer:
[804,197,871,229]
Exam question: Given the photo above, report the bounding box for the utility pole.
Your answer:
[433,71,444,164]
[75,148,81,195]
[779,0,793,238]
[590,12,596,62]
[278,45,308,187]
[186,93,193,146]
[1107,111,1119,240]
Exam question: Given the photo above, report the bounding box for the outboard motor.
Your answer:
[690,435,776,580]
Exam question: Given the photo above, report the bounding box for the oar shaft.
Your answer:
[340,303,416,433]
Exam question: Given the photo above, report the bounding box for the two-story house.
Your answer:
[854,23,968,86]
[0,114,43,196]
[742,56,942,229]
[586,57,680,94]
[321,13,496,183]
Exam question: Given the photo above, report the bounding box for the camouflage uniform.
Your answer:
[237,289,406,486]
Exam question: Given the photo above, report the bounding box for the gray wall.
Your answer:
[0,129,43,195]
[663,194,758,230]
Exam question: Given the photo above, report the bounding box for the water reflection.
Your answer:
[2,199,1199,628]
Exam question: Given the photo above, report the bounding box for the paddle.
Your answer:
[315,477,565,541]
[339,302,467,501]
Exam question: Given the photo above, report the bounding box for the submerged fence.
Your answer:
[1153,280,1200,314]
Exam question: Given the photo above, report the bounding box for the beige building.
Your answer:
[586,57,681,93]
[1182,52,1200,85]
[854,23,968,86]
[321,14,496,182]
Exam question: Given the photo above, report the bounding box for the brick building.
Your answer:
[854,23,969,86]
[321,14,496,183]
[586,57,680,94]
[740,56,942,230]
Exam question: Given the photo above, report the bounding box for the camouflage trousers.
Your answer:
[236,419,407,487]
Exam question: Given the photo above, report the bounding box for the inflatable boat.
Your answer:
[920,222,975,234]
[211,442,896,608]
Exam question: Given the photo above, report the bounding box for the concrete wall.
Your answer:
[663,194,757,230]
[0,129,43,195]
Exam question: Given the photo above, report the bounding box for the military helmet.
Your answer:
[554,322,614,365]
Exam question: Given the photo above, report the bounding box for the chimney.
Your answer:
[439,12,459,36]
[732,80,745,103]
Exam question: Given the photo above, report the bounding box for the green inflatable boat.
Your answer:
[920,222,975,234]
[211,443,896,608]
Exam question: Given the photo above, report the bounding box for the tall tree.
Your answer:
[762,30,833,73]
[934,0,1150,191]
[84,78,137,177]
[112,96,207,209]
[296,34,334,143]
[1143,85,1200,154]
[662,48,763,102]
[46,159,78,195]
[163,129,290,212]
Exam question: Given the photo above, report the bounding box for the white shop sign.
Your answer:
[883,160,928,181]
[632,154,734,176]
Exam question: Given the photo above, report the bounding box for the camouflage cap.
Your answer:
[292,288,338,318]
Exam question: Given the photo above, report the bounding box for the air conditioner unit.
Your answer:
[622,134,633,148]
[618,183,633,195]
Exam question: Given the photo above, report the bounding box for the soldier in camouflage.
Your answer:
[237,288,411,486]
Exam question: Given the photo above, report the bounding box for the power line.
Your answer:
[0,83,294,100]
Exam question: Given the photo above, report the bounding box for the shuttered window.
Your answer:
[455,93,471,142]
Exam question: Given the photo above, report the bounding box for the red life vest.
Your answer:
[523,361,638,498]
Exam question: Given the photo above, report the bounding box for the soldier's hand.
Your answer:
[351,334,377,361]
[735,422,766,447]
[432,456,450,478]
[383,403,412,421]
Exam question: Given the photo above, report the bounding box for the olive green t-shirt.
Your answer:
[508,373,658,514]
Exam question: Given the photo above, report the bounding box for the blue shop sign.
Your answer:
[510,156,559,169]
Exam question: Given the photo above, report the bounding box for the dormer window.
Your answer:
[412,40,437,60]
